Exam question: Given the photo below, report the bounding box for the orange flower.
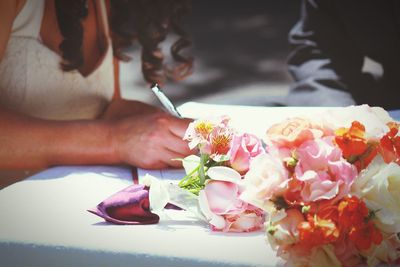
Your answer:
[338,196,368,229]
[283,177,303,205]
[338,196,383,251]
[310,201,339,223]
[335,121,378,171]
[335,121,367,156]
[379,123,400,164]
[349,221,383,251]
[298,211,339,249]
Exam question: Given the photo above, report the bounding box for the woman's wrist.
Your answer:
[45,119,120,167]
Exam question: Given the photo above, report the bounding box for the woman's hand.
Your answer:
[0,97,192,172]
[110,111,194,169]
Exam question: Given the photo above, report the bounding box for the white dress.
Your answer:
[0,0,115,120]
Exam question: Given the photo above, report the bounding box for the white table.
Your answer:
[1,103,399,267]
[0,165,282,267]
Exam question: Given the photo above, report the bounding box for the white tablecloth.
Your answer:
[1,103,399,267]
[0,165,282,267]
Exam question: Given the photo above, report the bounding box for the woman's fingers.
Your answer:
[162,132,192,154]
[168,117,192,138]
[111,112,194,169]
[159,148,187,168]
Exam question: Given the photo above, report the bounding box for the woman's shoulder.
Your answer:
[0,0,23,59]
[0,0,26,21]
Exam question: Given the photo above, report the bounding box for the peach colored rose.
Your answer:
[267,117,328,148]
[228,133,265,174]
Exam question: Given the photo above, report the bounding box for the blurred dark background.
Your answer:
[121,0,301,106]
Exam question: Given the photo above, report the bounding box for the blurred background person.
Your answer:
[286,0,400,109]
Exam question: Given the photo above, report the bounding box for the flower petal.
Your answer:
[207,166,242,183]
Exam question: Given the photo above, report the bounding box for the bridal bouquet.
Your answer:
[89,104,400,267]
[239,105,400,266]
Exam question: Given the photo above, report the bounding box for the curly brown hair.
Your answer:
[54,0,193,85]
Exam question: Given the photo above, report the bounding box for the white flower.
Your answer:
[266,209,303,250]
[240,153,289,212]
[319,105,391,139]
[352,155,400,233]
[144,174,170,214]
[182,154,200,175]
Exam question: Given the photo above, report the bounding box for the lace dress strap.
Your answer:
[12,0,45,38]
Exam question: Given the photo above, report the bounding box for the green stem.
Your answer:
[199,153,208,185]
[178,164,200,187]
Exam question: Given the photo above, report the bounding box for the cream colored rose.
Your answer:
[361,233,400,267]
[240,153,289,212]
[266,209,304,250]
[285,245,341,267]
[308,245,341,267]
[352,156,400,233]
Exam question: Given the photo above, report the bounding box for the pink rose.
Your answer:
[294,137,358,203]
[267,117,330,148]
[228,133,265,174]
[199,166,264,232]
[221,207,265,233]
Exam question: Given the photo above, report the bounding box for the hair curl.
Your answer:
[55,0,193,85]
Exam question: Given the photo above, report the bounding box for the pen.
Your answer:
[151,83,182,118]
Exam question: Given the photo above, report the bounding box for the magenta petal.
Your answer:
[87,184,159,225]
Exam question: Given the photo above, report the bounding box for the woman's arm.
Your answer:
[0,106,117,169]
[0,106,193,170]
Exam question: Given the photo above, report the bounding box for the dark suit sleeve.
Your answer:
[287,0,367,106]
